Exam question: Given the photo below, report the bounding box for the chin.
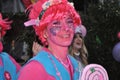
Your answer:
[57,42,72,47]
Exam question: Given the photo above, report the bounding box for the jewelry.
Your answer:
[54,55,70,69]
[46,48,71,80]
[48,54,62,80]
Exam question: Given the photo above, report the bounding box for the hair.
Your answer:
[0,13,12,37]
[28,0,81,45]
[0,13,12,52]
[69,33,88,65]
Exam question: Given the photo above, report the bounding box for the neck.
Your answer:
[73,47,79,53]
[48,42,68,61]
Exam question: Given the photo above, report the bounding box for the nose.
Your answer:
[65,26,69,31]
[61,24,70,32]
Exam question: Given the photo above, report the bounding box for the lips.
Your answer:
[76,42,81,45]
[58,34,71,39]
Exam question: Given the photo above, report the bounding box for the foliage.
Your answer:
[1,0,120,79]
[80,0,120,80]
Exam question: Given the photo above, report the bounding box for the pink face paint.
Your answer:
[47,15,75,47]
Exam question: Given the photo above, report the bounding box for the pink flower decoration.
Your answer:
[0,13,12,37]
[117,32,120,39]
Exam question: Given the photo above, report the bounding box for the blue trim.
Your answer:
[0,52,17,80]
[29,50,80,80]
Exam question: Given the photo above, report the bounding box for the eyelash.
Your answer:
[67,20,73,23]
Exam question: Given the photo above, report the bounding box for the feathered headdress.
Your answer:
[0,13,12,52]
[24,0,74,27]
[24,0,81,45]
[0,13,12,37]
[75,25,87,37]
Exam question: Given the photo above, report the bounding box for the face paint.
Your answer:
[50,26,61,36]
[47,15,75,47]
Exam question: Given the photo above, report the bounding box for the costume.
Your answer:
[73,53,85,69]
[18,0,82,80]
[0,13,21,80]
[18,48,80,80]
[0,52,21,80]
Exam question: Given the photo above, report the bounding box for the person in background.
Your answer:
[17,0,82,80]
[69,25,88,69]
[32,41,43,56]
[0,13,21,80]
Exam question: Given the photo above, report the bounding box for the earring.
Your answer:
[43,34,47,38]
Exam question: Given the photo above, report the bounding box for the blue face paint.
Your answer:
[50,26,61,36]
[50,28,56,36]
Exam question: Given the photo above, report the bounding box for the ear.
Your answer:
[43,29,48,39]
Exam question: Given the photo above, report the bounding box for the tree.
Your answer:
[80,0,120,80]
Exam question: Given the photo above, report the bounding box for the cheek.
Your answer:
[70,29,75,37]
[70,27,75,34]
[50,28,56,36]
[49,28,59,36]
[49,27,60,36]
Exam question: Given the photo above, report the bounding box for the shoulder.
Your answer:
[0,57,2,66]
[9,55,21,72]
[0,52,21,71]
[0,52,9,66]
[69,54,78,63]
[17,60,49,80]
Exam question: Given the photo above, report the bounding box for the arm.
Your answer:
[9,55,21,72]
[0,57,3,66]
[17,60,54,80]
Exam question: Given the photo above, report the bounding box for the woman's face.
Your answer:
[46,15,75,47]
[73,33,83,49]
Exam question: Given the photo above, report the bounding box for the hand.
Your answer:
[32,41,42,56]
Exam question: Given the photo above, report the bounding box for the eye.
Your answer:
[66,20,74,29]
[52,20,60,25]
[67,19,73,24]
[66,18,73,23]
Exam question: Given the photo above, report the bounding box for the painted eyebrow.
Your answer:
[52,20,60,25]
[66,17,73,21]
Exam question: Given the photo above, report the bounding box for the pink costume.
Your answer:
[18,48,79,80]
[0,13,21,80]
[18,0,82,80]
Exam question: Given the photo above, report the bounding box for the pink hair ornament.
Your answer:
[24,18,40,27]
[75,25,87,37]
[24,0,74,27]
[117,32,120,40]
[24,0,81,45]
[0,13,12,52]
[0,13,12,37]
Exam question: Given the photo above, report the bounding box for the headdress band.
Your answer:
[24,0,74,27]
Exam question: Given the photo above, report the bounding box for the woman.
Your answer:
[0,13,21,80]
[17,0,82,80]
[69,25,88,69]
